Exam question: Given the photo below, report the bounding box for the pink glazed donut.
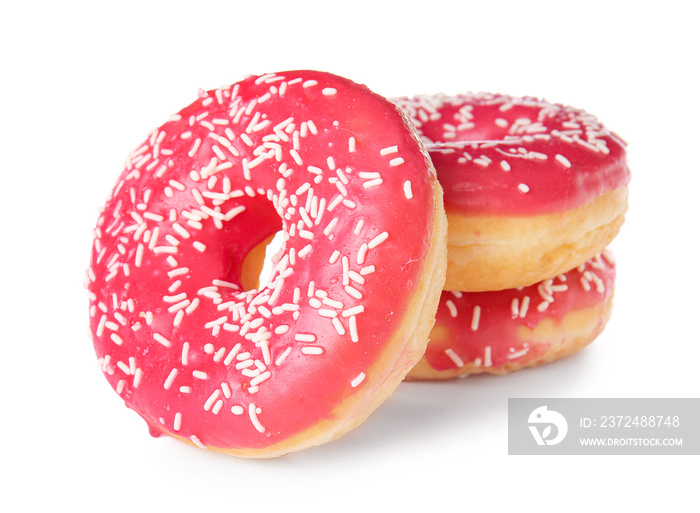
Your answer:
[408,251,615,379]
[393,93,630,292]
[87,71,447,457]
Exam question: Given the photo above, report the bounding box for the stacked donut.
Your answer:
[392,93,630,378]
[87,72,629,457]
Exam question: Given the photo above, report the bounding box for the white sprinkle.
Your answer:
[471,306,481,331]
[274,324,290,335]
[224,205,246,221]
[508,348,530,360]
[212,279,238,289]
[298,244,312,258]
[105,320,119,332]
[352,220,365,237]
[186,298,200,314]
[301,346,324,355]
[342,256,350,286]
[167,299,190,313]
[343,305,364,318]
[368,231,388,249]
[357,243,368,265]
[348,137,356,153]
[389,157,405,166]
[445,348,465,368]
[518,183,530,193]
[360,265,375,275]
[350,372,366,387]
[250,370,272,386]
[363,178,383,188]
[204,389,220,411]
[322,87,337,95]
[143,212,164,222]
[174,412,182,431]
[327,195,343,212]
[290,149,303,166]
[224,343,242,365]
[192,370,208,380]
[187,138,201,158]
[323,218,339,240]
[484,346,492,367]
[331,317,346,335]
[446,300,458,318]
[153,246,177,254]
[555,154,572,168]
[135,244,144,267]
[275,347,292,366]
[117,361,131,375]
[193,241,207,252]
[580,275,592,292]
[190,435,207,449]
[168,267,190,278]
[403,180,413,199]
[349,315,358,342]
[348,271,365,284]
[500,160,511,171]
[249,403,265,433]
[590,272,605,293]
[295,333,316,342]
[96,315,107,337]
[163,292,187,303]
[380,145,398,155]
[303,80,318,88]
[519,296,530,318]
[164,368,178,390]
[344,285,362,299]
[181,342,190,365]
[154,333,171,347]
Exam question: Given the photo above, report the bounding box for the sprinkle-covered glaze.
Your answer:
[393,93,630,216]
[87,71,442,454]
[412,251,615,376]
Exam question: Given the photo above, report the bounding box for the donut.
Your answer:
[87,71,447,458]
[408,251,616,379]
[393,93,630,292]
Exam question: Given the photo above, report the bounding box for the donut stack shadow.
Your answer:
[392,93,631,380]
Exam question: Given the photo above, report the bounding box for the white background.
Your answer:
[2,0,698,510]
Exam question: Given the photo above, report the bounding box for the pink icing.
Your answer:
[87,71,440,452]
[423,252,616,373]
[393,93,630,216]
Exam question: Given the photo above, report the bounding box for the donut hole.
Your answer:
[240,229,285,291]
[216,196,282,293]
